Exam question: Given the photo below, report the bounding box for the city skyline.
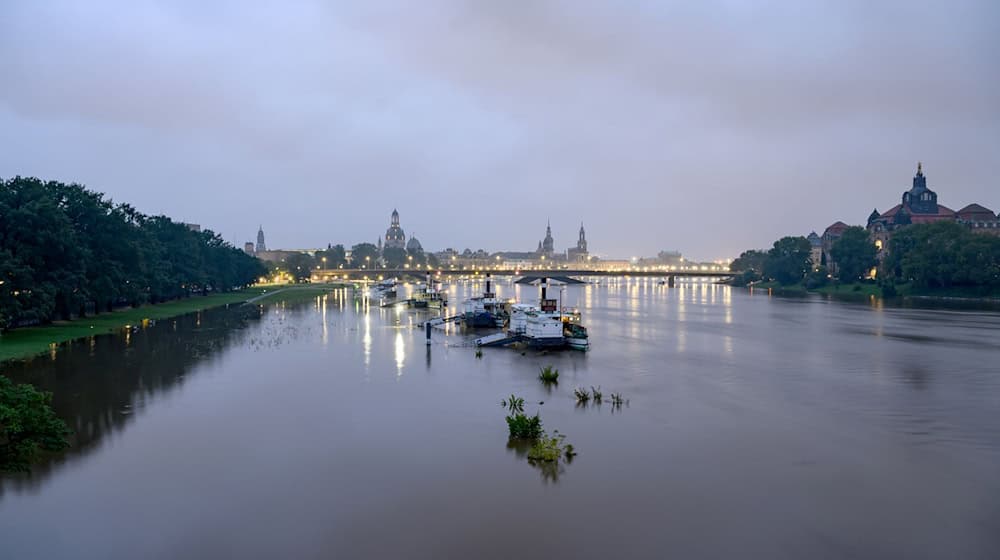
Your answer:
[2,1,998,260]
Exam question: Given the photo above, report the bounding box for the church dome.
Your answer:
[406,235,423,252]
[384,209,406,249]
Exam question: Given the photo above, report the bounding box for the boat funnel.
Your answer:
[541,277,547,300]
[486,273,492,295]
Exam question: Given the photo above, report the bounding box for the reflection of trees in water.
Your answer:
[0,304,266,496]
[505,437,568,484]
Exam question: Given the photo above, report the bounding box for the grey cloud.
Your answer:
[1,0,997,259]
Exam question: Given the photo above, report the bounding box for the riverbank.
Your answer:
[0,285,338,363]
[746,281,1000,302]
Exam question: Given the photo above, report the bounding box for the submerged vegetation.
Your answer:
[506,412,543,439]
[526,431,576,463]
[590,386,603,403]
[575,386,603,405]
[501,394,525,414]
[610,392,628,408]
[0,376,70,472]
[538,365,559,384]
[501,391,574,482]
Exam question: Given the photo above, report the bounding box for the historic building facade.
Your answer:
[806,231,822,269]
[819,221,849,273]
[868,164,1000,259]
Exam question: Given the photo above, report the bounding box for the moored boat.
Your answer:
[563,322,589,350]
[370,277,397,299]
[412,273,447,309]
[462,273,508,328]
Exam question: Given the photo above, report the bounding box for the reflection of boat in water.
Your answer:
[462,273,508,328]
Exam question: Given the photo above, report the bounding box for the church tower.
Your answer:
[567,222,589,261]
[256,225,266,252]
[540,220,555,256]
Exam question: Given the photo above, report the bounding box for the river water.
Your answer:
[1,278,998,559]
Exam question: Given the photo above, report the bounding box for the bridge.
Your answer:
[310,268,733,282]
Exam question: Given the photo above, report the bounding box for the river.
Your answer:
[1,278,998,559]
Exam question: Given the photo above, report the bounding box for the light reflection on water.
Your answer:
[394,330,405,376]
[1,280,999,559]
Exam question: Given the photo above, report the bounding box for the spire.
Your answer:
[256,225,266,252]
[917,161,922,176]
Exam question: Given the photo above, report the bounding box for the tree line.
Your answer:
[731,222,1000,294]
[275,242,440,282]
[1,177,266,330]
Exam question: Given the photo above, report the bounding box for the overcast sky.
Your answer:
[2,1,998,260]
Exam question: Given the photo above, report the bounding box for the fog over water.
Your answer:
[2,281,998,559]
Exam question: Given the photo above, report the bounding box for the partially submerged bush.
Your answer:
[573,387,590,403]
[527,431,577,463]
[538,365,559,384]
[506,413,543,439]
[1,376,70,472]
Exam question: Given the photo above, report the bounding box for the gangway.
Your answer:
[419,315,463,327]
[475,332,524,347]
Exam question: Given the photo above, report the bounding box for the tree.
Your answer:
[830,226,877,282]
[427,253,440,268]
[351,243,379,268]
[886,221,1000,290]
[282,252,316,282]
[729,249,767,285]
[383,247,407,268]
[0,376,70,472]
[317,244,347,268]
[1,177,265,330]
[406,246,426,266]
[763,236,812,285]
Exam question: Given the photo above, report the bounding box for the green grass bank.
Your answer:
[0,284,340,364]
